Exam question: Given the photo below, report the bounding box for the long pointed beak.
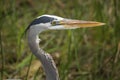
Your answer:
[60,19,105,28]
[49,19,105,30]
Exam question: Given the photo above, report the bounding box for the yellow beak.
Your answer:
[49,19,105,30]
[60,19,105,28]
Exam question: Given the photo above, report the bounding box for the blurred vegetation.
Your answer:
[0,0,120,80]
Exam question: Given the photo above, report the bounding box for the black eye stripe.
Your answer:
[26,16,57,32]
[30,16,56,26]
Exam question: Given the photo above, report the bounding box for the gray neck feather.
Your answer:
[27,28,59,80]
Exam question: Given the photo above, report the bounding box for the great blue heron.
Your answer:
[26,15,105,80]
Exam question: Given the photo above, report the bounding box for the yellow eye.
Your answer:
[51,21,56,26]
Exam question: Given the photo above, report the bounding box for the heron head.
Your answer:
[27,14,105,32]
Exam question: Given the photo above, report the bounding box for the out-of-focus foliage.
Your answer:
[0,0,120,80]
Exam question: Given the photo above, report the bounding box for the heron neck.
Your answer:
[27,29,59,80]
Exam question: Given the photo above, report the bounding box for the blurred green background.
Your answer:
[0,0,120,80]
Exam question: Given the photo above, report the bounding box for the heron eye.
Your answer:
[51,21,56,26]
[51,21,60,26]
